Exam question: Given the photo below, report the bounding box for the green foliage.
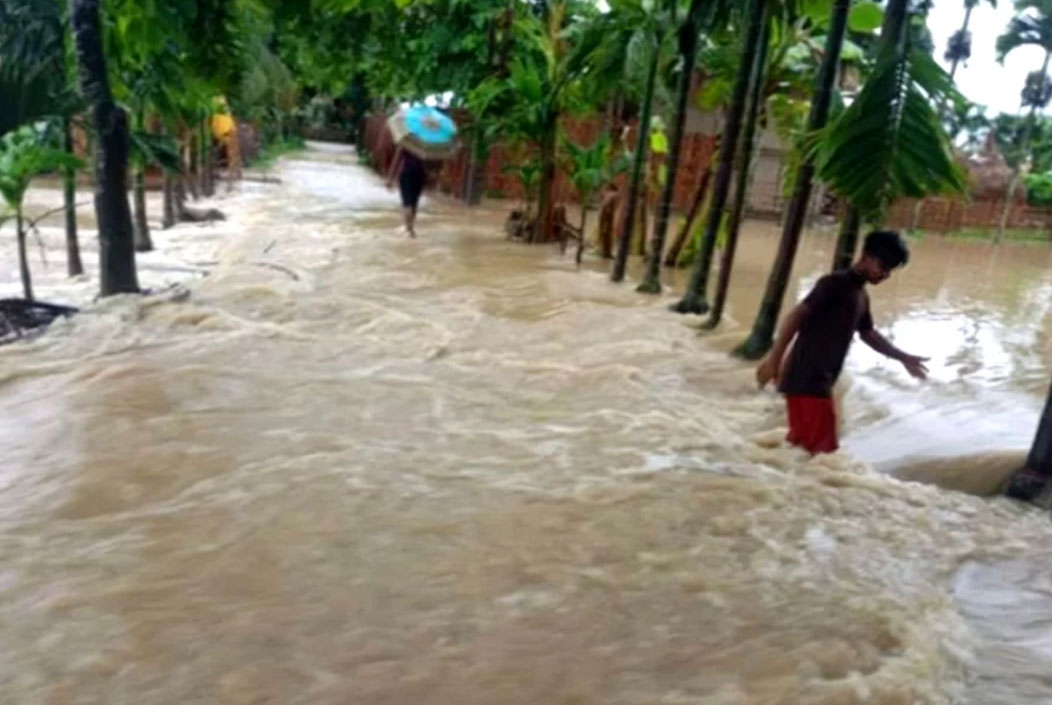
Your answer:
[813,49,967,219]
[252,136,307,169]
[0,124,81,213]
[130,131,182,173]
[997,1,1052,63]
[847,2,884,32]
[992,113,1052,169]
[501,160,542,208]
[0,0,76,136]
[1024,170,1052,204]
[560,132,629,206]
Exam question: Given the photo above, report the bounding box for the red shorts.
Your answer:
[786,396,838,454]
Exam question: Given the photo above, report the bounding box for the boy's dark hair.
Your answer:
[862,230,909,269]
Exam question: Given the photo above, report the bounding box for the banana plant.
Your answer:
[561,132,630,264]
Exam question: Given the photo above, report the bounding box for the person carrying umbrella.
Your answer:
[385,104,459,238]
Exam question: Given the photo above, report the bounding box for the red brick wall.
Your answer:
[884,196,1052,233]
[362,112,718,212]
[363,111,1052,233]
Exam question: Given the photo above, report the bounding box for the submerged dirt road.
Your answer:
[2,143,1052,704]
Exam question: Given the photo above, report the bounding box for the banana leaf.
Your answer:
[811,48,967,219]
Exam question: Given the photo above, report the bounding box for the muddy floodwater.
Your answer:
[4,143,1052,704]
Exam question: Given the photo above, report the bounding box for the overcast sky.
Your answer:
[927,1,1041,117]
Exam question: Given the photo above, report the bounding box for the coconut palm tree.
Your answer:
[704,17,771,327]
[601,0,681,282]
[71,0,140,296]
[945,0,997,79]
[669,0,767,313]
[710,0,850,355]
[636,0,724,292]
[996,0,1052,238]
[734,0,882,359]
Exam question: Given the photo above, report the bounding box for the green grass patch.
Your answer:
[252,136,307,169]
[913,227,1050,243]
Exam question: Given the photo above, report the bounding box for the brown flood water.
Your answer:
[3,142,1052,703]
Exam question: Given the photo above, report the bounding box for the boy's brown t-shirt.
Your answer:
[778,269,873,398]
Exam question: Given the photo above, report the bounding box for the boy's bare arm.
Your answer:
[756,303,807,389]
[859,329,929,379]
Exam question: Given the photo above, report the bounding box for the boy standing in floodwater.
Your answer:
[756,230,929,454]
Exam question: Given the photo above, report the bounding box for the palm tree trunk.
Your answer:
[636,185,648,256]
[880,0,910,56]
[638,0,705,293]
[16,207,32,302]
[187,130,200,200]
[70,0,139,296]
[63,116,84,277]
[664,161,713,267]
[1000,51,1051,241]
[576,200,589,266]
[705,20,771,329]
[132,163,152,251]
[162,171,176,228]
[671,0,766,312]
[1006,376,1052,500]
[534,113,559,243]
[612,35,662,281]
[831,203,861,271]
[1025,380,1052,473]
[132,107,153,252]
[465,122,489,206]
[201,119,214,198]
[735,0,850,358]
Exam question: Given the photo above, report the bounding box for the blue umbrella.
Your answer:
[387,105,460,160]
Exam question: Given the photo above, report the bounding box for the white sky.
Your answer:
[927,1,1041,117]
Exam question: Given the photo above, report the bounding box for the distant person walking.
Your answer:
[756,230,929,454]
[384,104,460,239]
[386,147,426,238]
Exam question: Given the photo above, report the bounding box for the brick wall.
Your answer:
[363,111,1052,233]
[362,112,719,212]
[884,196,1052,233]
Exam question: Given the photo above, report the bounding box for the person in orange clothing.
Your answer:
[756,230,929,454]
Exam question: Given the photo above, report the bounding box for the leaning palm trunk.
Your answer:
[706,20,771,329]
[611,37,661,282]
[70,0,139,296]
[63,116,84,277]
[831,203,861,271]
[671,0,767,313]
[638,0,707,293]
[734,0,851,358]
[663,162,713,267]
